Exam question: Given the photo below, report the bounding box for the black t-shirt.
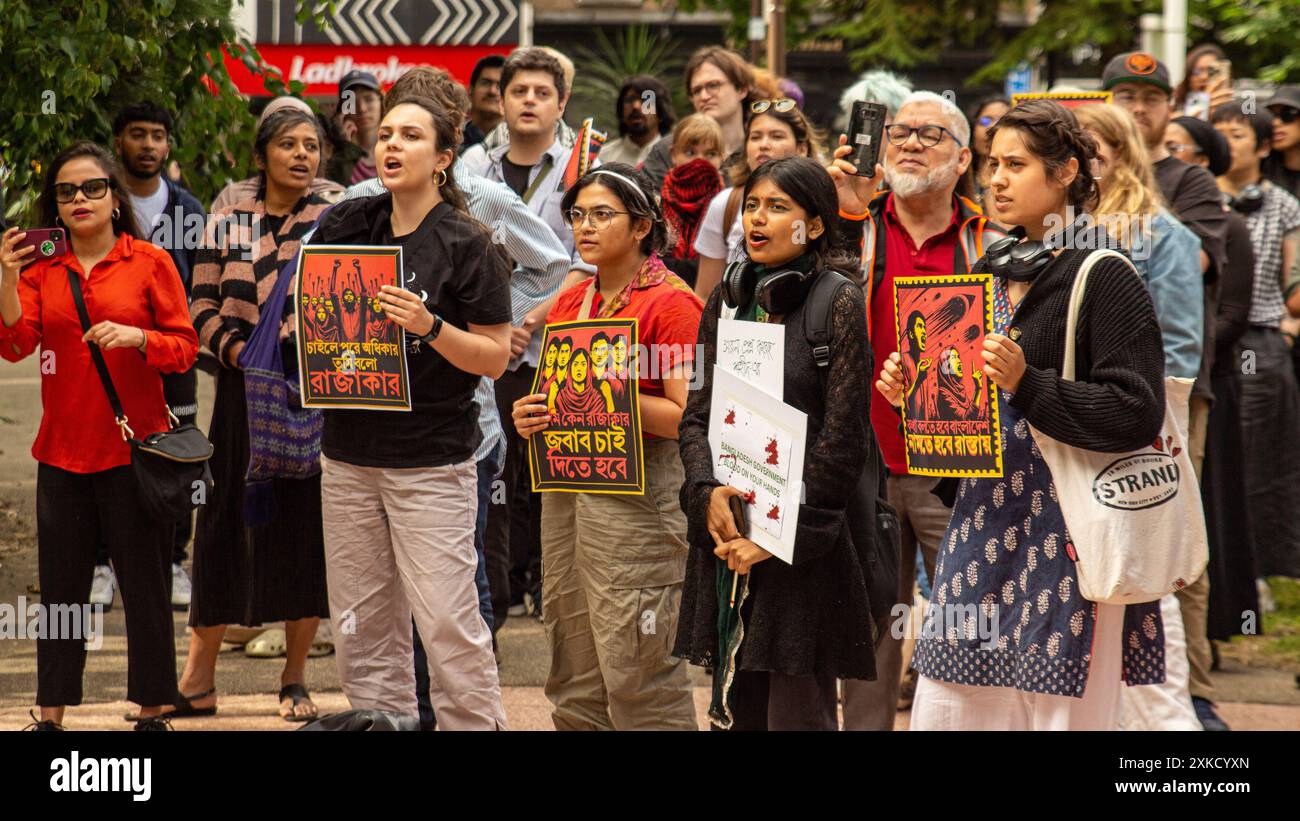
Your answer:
[1153,156,1229,280]
[320,201,513,468]
[1263,155,1300,202]
[500,156,534,198]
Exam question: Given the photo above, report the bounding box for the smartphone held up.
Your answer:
[848,100,887,178]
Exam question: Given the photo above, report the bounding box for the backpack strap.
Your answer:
[803,270,853,371]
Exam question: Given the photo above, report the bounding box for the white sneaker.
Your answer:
[90,565,116,610]
[171,563,192,610]
[507,603,527,617]
[1258,578,1277,614]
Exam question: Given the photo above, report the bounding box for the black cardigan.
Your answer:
[977,247,1167,452]
[673,273,878,680]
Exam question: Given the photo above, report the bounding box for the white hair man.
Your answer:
[826,88,1006,730]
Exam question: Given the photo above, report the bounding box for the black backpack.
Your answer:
[801,271,902,641]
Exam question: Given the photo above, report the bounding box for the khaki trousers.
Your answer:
[540,438,697,730]
[1178,395,1214,701]
[321,455,507,730]
[841,474,953,730]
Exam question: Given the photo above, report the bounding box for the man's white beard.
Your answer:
[885,155,960,198]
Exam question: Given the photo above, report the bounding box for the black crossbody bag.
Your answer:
[66,266,214,520]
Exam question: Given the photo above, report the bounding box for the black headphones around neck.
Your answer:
[722,260,818,316]
[1229,184,1264,214]
[983,226,1055,282]
[984,216,1100,282]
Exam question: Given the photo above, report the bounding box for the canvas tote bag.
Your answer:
[1028,249,1208,604]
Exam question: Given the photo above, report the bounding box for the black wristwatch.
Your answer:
[419,314,444,345]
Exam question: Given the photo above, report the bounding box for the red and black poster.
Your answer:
[893,274,1004,477]
[527,318,645,494]
[295,245,411,411]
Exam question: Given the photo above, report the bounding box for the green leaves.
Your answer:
[0,0,326,224]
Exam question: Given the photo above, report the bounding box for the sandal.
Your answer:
[244,628,287,658]
[123,688,217,722]
[279,683,317,722]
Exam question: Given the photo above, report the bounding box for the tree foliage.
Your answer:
[0,0,334,223]
[676,0,1300,86]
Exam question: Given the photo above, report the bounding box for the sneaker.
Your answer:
[1257,578,1277,614]
[171,563,192,611]
[23,710,64,731]
[89,564,116,610]
[507,603,527,617]
[1192,697,1230,731]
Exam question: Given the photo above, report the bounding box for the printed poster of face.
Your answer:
[296,245,411,411]
[894,273,1004,477]
[528,318,645,494]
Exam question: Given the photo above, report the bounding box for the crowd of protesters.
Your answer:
[4,36,1300,732]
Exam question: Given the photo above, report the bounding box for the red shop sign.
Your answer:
[224,44,512,96]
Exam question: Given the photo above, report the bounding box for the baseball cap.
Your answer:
[1101,52,1172,95]
[1266,86,1300,114]
[339,70,380,97]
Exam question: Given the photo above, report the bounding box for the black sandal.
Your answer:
[279,683,317,723]
[123,688,217,722]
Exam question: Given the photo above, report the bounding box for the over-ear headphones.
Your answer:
[983,226,1055,282]
[722,260,818,316]
[1229,184,1264,214]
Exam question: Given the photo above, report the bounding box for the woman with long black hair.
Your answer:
[2,142,198,730]
[675,156,878,730]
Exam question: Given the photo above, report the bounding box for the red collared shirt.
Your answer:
[547,269,702,412]
[869,193,963,473]
[0,233,198,473]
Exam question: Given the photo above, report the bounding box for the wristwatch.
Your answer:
[419,314,444,345]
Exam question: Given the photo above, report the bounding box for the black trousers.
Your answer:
[36,463,178,707]
[722,670,839,731]
[95,366,198,569]
[484,364,538,631]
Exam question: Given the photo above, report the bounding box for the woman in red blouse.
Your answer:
[512,163,704,729]
[0,141,198,731]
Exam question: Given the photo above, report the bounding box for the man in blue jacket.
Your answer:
[102,102,206,610]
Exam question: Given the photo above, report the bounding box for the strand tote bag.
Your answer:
[1028,249,1207,604]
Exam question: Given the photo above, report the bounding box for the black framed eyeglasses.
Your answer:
[53,178,112,203]
[884,124,964,148]
[563,207,630,230]
[750,98,797,115]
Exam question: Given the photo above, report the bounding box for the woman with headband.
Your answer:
[511,163,703,730]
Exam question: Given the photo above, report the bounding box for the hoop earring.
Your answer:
[434,169,448,187]
[112,208,121,220]
[55,216,64,227]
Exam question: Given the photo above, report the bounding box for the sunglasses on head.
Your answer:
[750,98,797,115]
[53,178,112,203]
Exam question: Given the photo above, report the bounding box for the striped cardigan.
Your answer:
[191,193,331,365]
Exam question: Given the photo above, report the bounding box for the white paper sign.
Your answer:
[716,318,784,398]
[707,365,807,564]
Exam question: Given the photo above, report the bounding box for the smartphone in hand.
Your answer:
[848,101,888,178]
[15,227,68,264]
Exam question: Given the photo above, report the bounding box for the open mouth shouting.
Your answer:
[747,229,770,252]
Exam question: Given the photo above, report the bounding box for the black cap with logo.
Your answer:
[1101,52,1173,95]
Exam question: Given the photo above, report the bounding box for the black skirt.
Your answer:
[189,367,329,627]
[1202,370,1261,641]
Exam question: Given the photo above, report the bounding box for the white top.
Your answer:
[599,136,656,168]
[693,186,745,262]
[129,181,169,239]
